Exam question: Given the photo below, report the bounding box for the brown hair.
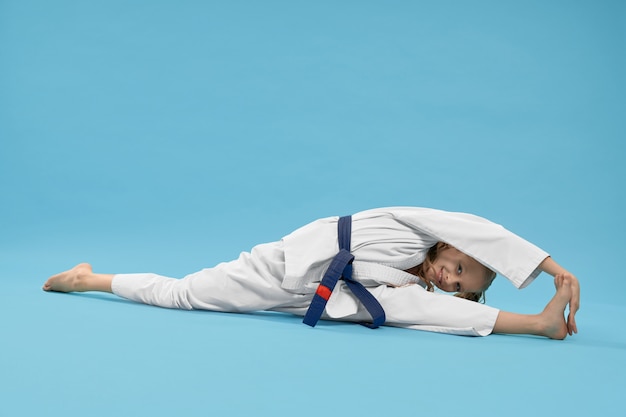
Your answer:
[407,242,496,304]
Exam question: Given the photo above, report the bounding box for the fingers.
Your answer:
[568,292,580,335]
[570,277,580,311]
[566,273,580,335]
[567,313,578,335]
[553,273,569,288]
[554,274,563,289]
[554,273,577,291]
[556,272,580,336]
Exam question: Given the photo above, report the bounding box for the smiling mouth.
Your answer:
[436,267,443,287]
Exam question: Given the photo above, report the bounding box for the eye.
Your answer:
[456,282,461,292]
[457,264,463,275]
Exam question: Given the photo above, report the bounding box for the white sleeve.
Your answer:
[388,207,549,289]
[282,207,549,291]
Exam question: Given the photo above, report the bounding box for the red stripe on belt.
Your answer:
[316,285,332,301]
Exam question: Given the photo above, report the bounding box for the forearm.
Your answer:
[538,256,570,277]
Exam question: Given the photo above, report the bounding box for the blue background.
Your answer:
[1,1,624,416]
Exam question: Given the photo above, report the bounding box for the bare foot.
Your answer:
[43,263,93,293]
[539,276,572,340]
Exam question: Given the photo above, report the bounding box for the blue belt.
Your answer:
[302,215,386,329]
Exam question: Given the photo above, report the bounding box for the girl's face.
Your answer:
[425,246,488,293]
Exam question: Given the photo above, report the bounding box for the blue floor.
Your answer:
[1,1,625,416]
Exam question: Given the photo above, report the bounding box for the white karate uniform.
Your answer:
[112,207,549,336]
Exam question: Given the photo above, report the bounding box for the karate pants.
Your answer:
[111,241,500,336]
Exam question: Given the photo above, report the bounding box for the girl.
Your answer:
[43,207,580,339]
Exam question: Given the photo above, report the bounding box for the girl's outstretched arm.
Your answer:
[538,257,580,335]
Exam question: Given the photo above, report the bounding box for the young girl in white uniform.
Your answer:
[43,207,580,339]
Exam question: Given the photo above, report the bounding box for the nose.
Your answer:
[445,273,458,290]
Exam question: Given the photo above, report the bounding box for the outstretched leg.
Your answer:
[493,274,572,339]
[42,242,308,312]
[43,263,113,293]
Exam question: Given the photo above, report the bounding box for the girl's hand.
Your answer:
[540,257,580,335]
[554,272,580,335]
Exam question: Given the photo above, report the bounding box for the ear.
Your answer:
[436,242,450,251]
